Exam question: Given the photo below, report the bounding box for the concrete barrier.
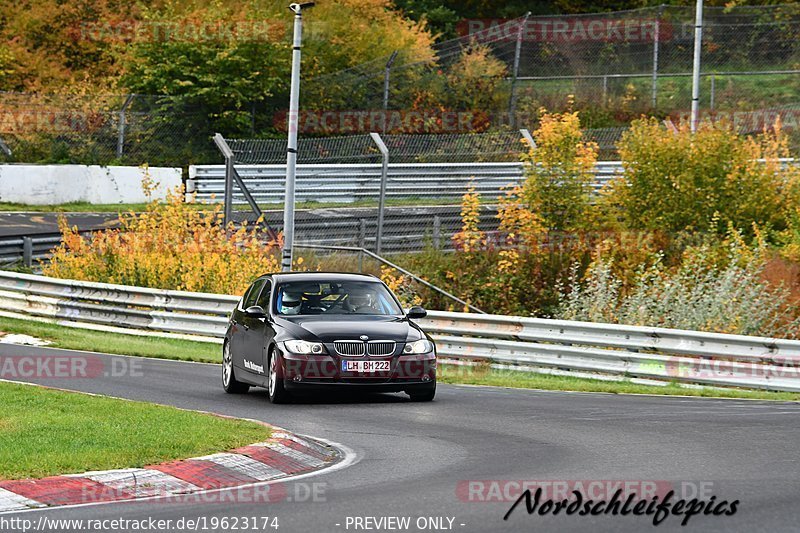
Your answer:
[0,165,182,205]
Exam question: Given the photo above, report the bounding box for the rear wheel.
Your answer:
[407,382,436,402]
[222,341,250,394]
[267,348,292,404]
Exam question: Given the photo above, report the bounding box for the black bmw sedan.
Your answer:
[222,272,436,403]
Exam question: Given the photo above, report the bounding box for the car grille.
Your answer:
[334,341,396,357]
[334,341,365,356]
[367,341,396,356]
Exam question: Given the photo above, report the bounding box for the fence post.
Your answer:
[369,132,389,255]
[710,73,716,110]
[213,133,235,226]
[116,94,135,159]
[433,216,441,250]
[508,12,531,128]
[358,219,366,272]
[0,137,11,157]
[602,75,608,104]
[382,51,398,134]
[520,129,536,150]
[22,237,32,268]
[651,8,661,109]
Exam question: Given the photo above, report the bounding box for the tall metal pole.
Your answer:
[282,2,314,272]
[690,0,704,132]
[508,12,531,128]
[382,51,398,134]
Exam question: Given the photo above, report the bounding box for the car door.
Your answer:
[234,278,266,374]
[241,279,273,379]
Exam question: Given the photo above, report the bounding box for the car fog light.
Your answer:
[422,374,430,382]
[293,375,302,382]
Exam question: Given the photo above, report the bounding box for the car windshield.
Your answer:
[275,280,403,316]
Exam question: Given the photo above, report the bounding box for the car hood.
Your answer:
[275,314,420,343]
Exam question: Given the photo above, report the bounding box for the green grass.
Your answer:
[0,381,270,479]
[0,201,215,213]
[438,364,800,401]
[0,316,219,363]
[3,315,797,401]
[519,71,800,129]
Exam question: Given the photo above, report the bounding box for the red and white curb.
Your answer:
[0,431,341,513]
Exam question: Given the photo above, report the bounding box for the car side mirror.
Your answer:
[407,306,427,319]
[244,305,267,318]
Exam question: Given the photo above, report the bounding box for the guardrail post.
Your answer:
[22,237,32,268]
[433,216,441,250]
[369,132,390,255]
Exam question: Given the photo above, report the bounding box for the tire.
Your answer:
[267,348,292,404]
[222,340,250,394]
[407,382,436,402]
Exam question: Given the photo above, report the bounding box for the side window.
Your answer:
[256,280,272,309]
[242,279,266,309]
[239,283,257,310]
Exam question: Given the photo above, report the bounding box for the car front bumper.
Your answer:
[279,350,436,389]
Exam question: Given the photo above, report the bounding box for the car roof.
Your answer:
[261,272,382,284]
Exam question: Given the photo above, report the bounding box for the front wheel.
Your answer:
[222,341,250,394]
[267,348,292,404]
[407,382,436,402]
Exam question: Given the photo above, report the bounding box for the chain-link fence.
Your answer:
[205,131,540,253]
[304,4,800,137]
[2,4,799,168]
[0,93,226,167]
[509,5,800,119]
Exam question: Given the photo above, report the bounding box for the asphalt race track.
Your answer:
[0,213,120,237]
[2,344,799,533]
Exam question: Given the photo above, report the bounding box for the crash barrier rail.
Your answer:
[0,232,83,267]
[186,161,626,204]
[2,270,799,392]
[189,158,797,205]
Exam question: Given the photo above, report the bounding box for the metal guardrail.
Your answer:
[186,162,625,204]
[1,270,799,392]
[0,231,100,267]
[0,234,65,267]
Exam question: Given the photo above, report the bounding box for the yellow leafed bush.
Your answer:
[44,180,281,295]
[614,117,800,236]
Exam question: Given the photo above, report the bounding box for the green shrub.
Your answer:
[613,117,800,237]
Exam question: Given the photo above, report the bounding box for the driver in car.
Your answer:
[280,292,303,315]
[348,288,378,313]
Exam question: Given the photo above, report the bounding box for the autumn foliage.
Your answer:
[44,173,282,295]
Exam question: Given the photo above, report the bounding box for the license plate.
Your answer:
[341,360,391,372]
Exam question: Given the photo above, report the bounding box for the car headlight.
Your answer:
[403,339,434,355]
[283,340,326,355]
